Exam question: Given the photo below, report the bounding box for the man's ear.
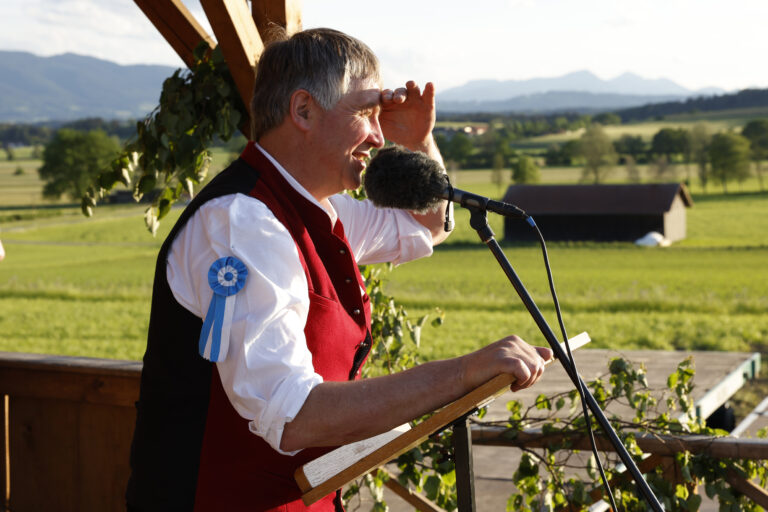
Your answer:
[289,89,315,132]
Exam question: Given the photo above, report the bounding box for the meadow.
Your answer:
[1,139,766,374]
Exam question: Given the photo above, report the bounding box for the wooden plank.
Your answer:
[0,351,141,376]
[380,468,445,512]
[300,424,411,489]
[200,0,265,114]
[8,397,78,511]
[297,333,590,505]
[472,427,768,459]
[134,0,216,67]
[0,352,141,407]
[726,470,768,508]
[693,352,760,421]
[77,403,136,511]
[251,0,302,41]
[0,366,140,407]
[578,454,666,511]
[732,395,768,438]
[479,350,761,426]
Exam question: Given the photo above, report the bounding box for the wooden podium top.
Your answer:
[295,332,592,505]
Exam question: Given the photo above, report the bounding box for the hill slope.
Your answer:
[0,51,176,122]
[436,70,726,113]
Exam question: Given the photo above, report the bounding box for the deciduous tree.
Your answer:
[511,154,540,184]
[578,124,616,184]
[651,128,689,161]
[613,134,646,163]
[445,131,474,168]
[491,151,505,193]
[708,132,751,193]
[688,123,711,192]
[38,129,120,200]
[742,119,768,191]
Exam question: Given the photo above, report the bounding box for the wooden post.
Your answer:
[251,0,303,40]
[2,395,8,512]
[133,0,216,67]
[452,415,477,512]
[200,0,265,119]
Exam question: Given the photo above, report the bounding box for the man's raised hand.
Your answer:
[379,81,436,153]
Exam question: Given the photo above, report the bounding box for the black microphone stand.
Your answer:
[464,205,664,512]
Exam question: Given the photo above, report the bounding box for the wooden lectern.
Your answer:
[295,332,591,509]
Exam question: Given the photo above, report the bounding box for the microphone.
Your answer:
[364,146,528,219]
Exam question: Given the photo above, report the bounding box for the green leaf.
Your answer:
[667,371,679,388]
[157,198,172,220]
[137,174,157,195]
[423,475,441,500]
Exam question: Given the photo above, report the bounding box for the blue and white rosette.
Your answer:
[198,256,248,362]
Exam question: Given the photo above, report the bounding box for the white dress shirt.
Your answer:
[166,143,434,454]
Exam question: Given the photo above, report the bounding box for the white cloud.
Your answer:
[0,0,766,91]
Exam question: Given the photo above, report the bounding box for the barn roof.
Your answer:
[501,183,693,215]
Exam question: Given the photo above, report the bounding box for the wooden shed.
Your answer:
[502,183,693,243]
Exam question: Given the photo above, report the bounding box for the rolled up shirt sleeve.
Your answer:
[166,193,322,455]
[329,193,434,265]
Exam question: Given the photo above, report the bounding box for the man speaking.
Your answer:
[127,27,552,511]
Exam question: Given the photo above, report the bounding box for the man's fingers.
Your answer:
[382,81,433,106]
[537,346,554,362]
[508,359,533,392]
[422,82,435,104]
[392,87,408,103]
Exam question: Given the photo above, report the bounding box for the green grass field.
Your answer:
[1,129,767,371]
[1,185,766,362]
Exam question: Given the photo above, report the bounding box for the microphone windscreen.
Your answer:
[364,146,448,212]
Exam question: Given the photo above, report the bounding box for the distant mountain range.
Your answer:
[0,50,736,122]
[436,70,727,114]
[0,50,176,122]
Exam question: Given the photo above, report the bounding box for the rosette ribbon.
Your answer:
[198,256,248,362]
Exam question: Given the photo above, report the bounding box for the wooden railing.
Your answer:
[2,351,767,511]
[473,425,768,509]
[0,352,140,512]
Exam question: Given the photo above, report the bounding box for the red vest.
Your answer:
[193,143,373,511]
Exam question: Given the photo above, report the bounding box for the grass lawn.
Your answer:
[1,142,767,418]
[2,186,765,359]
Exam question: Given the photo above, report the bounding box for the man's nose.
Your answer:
[367,116,385,149]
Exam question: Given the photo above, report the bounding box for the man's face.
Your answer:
[310,78,385,195]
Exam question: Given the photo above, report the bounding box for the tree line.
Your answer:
[435,119,768,193]
[10,114,768,203]
[549,120,767,192]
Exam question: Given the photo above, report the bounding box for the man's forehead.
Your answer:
[346,78,383,106]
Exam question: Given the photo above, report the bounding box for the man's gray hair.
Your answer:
[250,28,381,140]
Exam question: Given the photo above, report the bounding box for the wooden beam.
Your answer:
[134,0,216,68]
[472,427,768,460]
[251,0,303,41]
[200,0,264,117]
[380,469,445,512]
[726,470,768,508]
[0,352,140,407]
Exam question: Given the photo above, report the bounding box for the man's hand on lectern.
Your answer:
[461,335,553,393]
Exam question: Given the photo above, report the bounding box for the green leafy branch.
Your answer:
[82,43,247,234]
[495,357,767,512]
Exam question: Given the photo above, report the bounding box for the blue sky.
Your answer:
[1,0,767,93]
